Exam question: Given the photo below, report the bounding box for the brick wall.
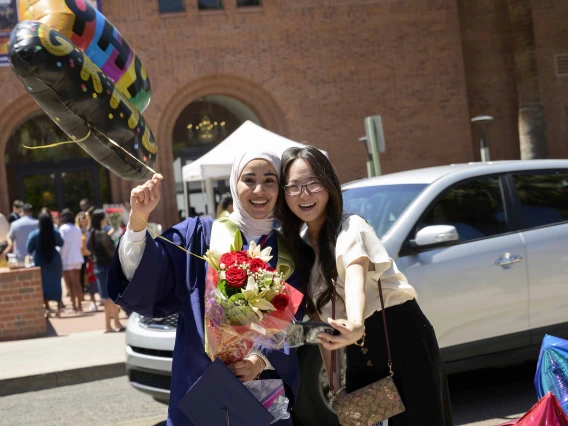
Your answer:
[457,0,520,161]
[1,0,566,229]
[0,267,47,342]
[100,0,474,227]
[532,0,568,159]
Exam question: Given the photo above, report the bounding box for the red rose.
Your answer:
[272,294,290,311]
[220,253,238,267]
[220,252,248,267]
[248,258,269,273]
[225,266,248,288]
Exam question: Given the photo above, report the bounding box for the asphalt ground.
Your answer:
[0,361,539,426]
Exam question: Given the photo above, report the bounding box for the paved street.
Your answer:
[0,361,538,426]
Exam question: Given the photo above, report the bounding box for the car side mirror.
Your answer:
[410,225,459,250]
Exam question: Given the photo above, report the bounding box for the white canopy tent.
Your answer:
[181,121,326,216]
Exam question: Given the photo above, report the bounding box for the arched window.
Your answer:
[171,95,260,217]
[5,113,111,214]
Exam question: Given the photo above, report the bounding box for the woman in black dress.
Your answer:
[277,146,453,425]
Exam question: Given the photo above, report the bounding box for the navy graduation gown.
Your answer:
[107,217,302,426]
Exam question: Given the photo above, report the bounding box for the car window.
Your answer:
[343,184,426,239]
[418,177,507,243]
[512,171,568,229]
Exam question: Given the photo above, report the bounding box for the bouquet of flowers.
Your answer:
[105,207,124,230]
[104,206,125,244]
[203,233,303,365]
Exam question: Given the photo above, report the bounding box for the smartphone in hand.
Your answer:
[300,321,340,345]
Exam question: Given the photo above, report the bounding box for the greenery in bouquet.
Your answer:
[105,207,124,230]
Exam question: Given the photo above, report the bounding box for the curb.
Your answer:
[0,362,126,397]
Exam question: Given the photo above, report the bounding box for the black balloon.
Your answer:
[8,21,157,181]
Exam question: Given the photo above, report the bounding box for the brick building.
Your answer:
[0,0,566,229]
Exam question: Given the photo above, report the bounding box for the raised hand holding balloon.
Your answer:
[8,0,157,181]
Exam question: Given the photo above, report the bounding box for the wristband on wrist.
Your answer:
[251,355,266,379]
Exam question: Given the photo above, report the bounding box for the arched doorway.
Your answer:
[171,95,261,218]
[5,113,111,215]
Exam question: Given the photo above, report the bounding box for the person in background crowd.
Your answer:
[87,209,124,332]
[59,209,85,312]
[76,211,98,311]
[80,198,92,213]
[216,193,234,218]
[0,213,9,257]
[50,211,61,229]
[27,213,64,317]
[6,204,38,263]
[0,212,9,250]
[9,200,23,224]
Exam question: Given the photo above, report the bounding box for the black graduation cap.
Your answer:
[178,358,275,426]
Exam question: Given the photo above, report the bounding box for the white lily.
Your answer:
[250,306,263,320]
[247,240,273,262]
[204,250,221,270]
[241,276,259,300]
[250,298,276,311]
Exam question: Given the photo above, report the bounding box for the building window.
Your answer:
[237,0,261,6]
[198,0,223,10]
[159,0,185,13]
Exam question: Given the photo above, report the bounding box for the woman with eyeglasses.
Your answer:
[276,146,453,426]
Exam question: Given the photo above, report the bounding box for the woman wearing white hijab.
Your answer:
[107,150,302,426]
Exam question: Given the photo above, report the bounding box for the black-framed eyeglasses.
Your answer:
[283,181,325,196]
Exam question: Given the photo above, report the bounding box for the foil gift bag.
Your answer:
[498,392,568,426]
[535,335,568,416]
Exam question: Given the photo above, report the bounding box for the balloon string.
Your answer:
[21,125,158,175]
[21,125,203,260]
[22,129,92,149]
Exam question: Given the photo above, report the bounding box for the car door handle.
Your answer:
[495,253,523,267]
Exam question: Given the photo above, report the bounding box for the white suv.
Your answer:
[126,160,568,425]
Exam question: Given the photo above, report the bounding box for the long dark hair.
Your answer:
[87,209,106,249]
[38,213,55,263]
[89,209,105,231]
[276,146,343,316]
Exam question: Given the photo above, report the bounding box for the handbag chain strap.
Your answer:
[329,278,393,395]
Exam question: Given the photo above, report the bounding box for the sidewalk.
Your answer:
[0,286,130,397]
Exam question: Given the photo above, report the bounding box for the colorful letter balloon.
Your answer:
[9,21,157,180]
[18,0,151,112]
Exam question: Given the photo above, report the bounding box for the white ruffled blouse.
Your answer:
[304,214,417,320]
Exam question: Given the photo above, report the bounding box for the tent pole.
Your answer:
[183,180,189,220]
[205,178,215,217]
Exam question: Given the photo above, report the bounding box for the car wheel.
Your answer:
[292,345,343,426]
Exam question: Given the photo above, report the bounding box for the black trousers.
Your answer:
[346,300,454,426]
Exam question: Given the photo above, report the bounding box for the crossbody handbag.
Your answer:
[330,278,405,425]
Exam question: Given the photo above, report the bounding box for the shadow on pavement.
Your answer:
[449,361,537,425]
